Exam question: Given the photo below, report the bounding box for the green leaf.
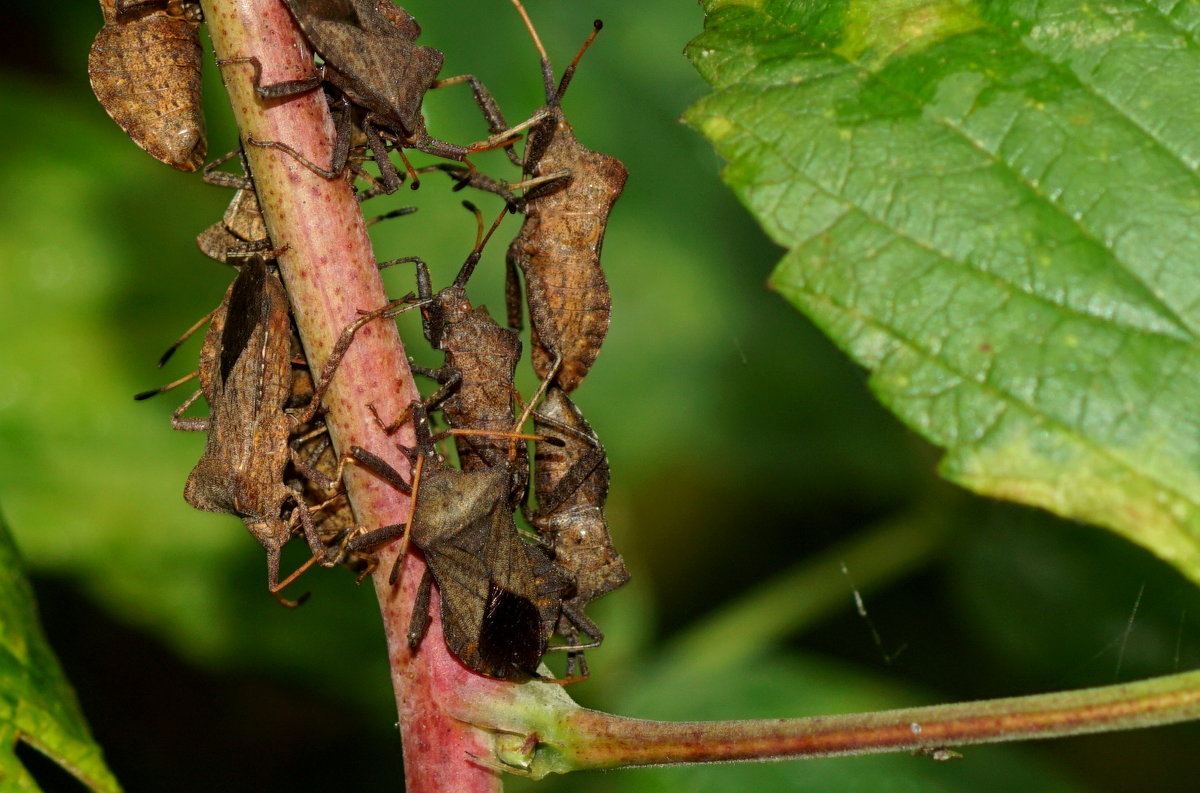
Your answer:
[0,512,120,793]
[685,0,1200,584]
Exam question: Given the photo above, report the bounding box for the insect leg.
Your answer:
[505,244,525,331]
[430,73,520,167]
[166,387,208,431]
[347,445,413,495]
[406,568,435,649]
[291,448,337,492]
[294,296,426,424]
[427,164,520,203]
[361,115,407,193]
[246,133,344,180]
[283,486,326,563]
[218,55,324,100]
[344,522,407,555]
[264,542,311,609]
[201,147,254,190]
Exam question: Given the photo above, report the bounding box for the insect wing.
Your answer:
[364,0,421,38]
[283,0,416,36]
[281,0,360,28]
[284,0,441,138]
[420,518,491,671]
[219,256,270,385]
[534,387,608,514]
[408,468,506,546]
[478,584,542,678]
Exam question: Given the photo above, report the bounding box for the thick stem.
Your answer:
[199,1,510,790]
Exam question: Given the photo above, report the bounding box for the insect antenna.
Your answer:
[508,0,555,100]
[508,0,603,104]
[555,20,603,103]
[365,206,417,227]
[391,141,422,190]
[434,427,563,447]
[155,308,218,367]
[453,200,511,288]
[134,370,199,401]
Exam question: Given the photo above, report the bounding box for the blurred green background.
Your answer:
[1,1,1199,791]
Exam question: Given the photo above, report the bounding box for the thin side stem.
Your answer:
[558,668,1200,769]
[449,667,1200,777]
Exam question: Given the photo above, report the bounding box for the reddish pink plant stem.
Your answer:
[199,1,509,790]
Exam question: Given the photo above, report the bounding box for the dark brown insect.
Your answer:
[163,255,417,604]
[346,404,580,681]
[192,210,381,578]
[231,0,532,193]
[372,204,533,503]
[140,162,415,584]
[88,0,206,171]
[420,257,522,477]
[531,386,628,675]
[196,184,271,264]
[505,4,627,393]
[164,256,315,604]
[363,207,610,677]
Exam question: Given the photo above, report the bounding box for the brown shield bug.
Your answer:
[88,0,206,171]
[345,404,590,681]
[504,3,627,394]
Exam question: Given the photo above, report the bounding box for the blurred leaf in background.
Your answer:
[0,0,1197,791]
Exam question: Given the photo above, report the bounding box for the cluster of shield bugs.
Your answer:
[113,0,628,680]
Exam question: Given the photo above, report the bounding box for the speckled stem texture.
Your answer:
[198,0,506,789]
